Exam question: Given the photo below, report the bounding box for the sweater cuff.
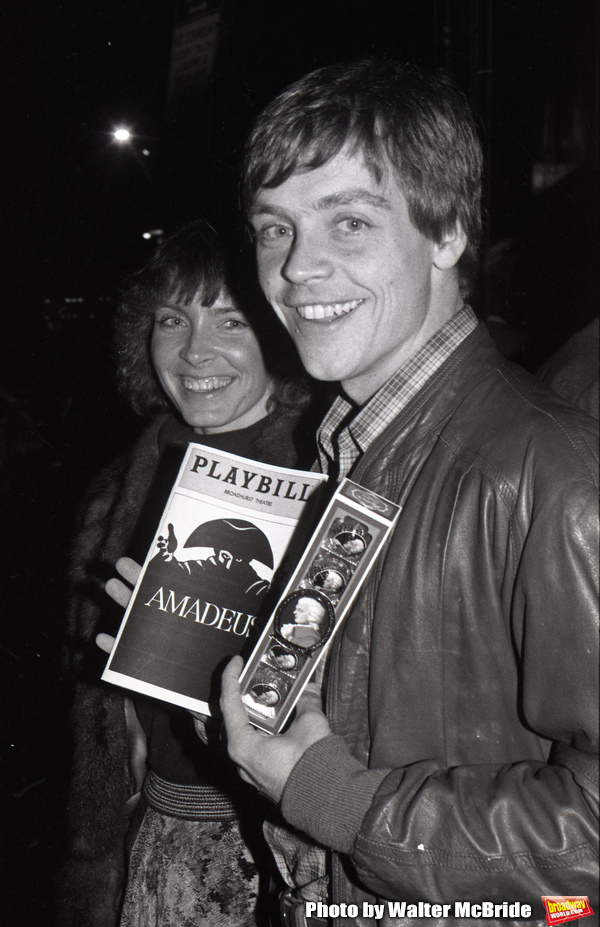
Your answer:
[280,734,389,854]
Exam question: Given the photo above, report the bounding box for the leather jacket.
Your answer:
[281,326,599,925]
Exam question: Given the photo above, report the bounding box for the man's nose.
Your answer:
[282,230,332,284]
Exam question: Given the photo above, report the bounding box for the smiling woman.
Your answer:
[151,290,274,434]
[62,221,318,927]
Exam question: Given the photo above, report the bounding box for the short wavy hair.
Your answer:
[115,220,310,418]
[242,58,483,293]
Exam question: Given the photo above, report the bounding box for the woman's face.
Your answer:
[151,288,274,433]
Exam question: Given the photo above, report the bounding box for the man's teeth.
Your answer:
[296,299,363,320]
[182,376,233,392]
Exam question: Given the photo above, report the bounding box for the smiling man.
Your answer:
[220,60,599,926]
[249,145,465,405]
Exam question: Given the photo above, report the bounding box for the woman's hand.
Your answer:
[189,710,211,745]
[104,556,142,607]
[96,632,116,654]
[100,555,213,741]
[97,558,142,654]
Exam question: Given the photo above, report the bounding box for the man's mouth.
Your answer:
[181,376,233,392]
[293,298,364,320]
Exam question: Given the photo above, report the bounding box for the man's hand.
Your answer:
[220,655,332,803]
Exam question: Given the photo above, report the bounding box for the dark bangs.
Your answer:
[138,222,226,312]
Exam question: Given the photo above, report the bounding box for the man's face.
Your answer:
[250,146,463,403]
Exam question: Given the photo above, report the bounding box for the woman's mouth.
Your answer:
[293,298,364,320]
[181,376,234,392]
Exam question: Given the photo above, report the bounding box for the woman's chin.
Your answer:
[171,382,273,434]
[175,394,233,431]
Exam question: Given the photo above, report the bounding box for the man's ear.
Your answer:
[432,221,467,270]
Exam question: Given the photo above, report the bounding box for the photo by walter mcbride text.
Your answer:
[303,900,538,920]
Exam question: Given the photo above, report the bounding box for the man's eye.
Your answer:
[258,224,292,243]
[338,217,368,233]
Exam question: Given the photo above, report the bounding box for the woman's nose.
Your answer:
[179,324,216,365]
[282,230,333,285]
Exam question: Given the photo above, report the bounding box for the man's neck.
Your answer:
[342,290,465,406]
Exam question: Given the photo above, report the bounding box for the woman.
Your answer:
[61,221,320,927]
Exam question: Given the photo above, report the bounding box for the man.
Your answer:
[538,318,599,420]
[221,59,599,925]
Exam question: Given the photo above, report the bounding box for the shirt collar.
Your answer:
[317,305,478,476]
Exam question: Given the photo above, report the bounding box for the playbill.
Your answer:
[102,443,327,715]
[239,479,401,734]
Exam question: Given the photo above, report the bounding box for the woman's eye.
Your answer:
[221,318,248,331]
[155,315,185,329]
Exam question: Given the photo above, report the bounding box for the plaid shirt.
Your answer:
[264,306,479,911]
[316,305,478,480]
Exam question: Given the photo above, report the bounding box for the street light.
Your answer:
[113,127,132,143]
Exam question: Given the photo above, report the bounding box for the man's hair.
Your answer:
[114,220,310,417]
[242,58,483,292]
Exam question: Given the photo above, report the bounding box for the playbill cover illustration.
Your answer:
[239,479,401,734]
[102,443,327,715]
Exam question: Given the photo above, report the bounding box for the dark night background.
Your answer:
[2,2,598,923]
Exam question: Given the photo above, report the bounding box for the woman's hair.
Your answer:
[114,220,310,419]
[243,58,483,294]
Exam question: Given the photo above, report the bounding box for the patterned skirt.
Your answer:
[119,773,266,927]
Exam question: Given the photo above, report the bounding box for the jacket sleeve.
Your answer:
[281,469,599,907]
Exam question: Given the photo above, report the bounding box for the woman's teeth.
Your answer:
[182,376,233,392]
[296,299,363,320]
